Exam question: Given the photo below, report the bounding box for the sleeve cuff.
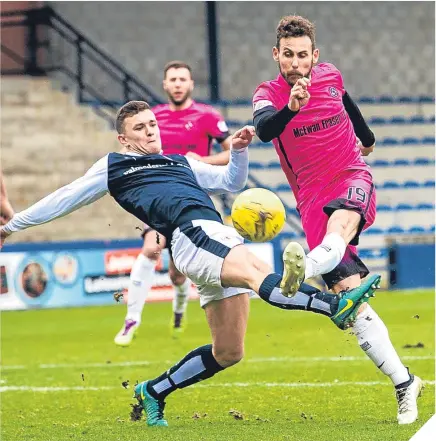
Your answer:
[230,145,248,154]
[2,223,14,236]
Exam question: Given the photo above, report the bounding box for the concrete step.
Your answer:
[1,89,73,107]
[0,105,97,120]
[0,76,54,94]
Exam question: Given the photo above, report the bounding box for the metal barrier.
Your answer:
[1,6,164,125]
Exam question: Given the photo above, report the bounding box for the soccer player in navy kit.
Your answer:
[114,61,233,346]
[1,101,379,427]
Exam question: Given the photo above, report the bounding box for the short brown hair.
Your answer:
[115,100,150,134]
[276,15,316,51]
[163,60,192,79]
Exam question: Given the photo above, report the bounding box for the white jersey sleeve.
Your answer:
[186,147,248,195]
[3,155,109,235]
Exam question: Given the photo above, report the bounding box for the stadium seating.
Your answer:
[1,77,141,243]
[50,2,434,104]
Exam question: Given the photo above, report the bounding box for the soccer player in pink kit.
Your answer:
[252,16,422,424]
[115,61,232,346]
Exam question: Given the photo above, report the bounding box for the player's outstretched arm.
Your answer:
[186,126,254,194]
[187,148,230,166]
[0,156,109,246]
[342,91,376,154]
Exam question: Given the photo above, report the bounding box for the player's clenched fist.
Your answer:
[288,77,311,112]
[231,125,255,149]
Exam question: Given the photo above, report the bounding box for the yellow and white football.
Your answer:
[231,188,286,242]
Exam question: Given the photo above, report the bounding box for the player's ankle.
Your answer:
[126,315,141,324]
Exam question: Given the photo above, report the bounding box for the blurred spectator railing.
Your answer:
[1,6,164,124]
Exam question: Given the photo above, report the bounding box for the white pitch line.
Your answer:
[0,365,26,370]
[196,380,436,388]
[0,386,117,392]
[246,355,435,363]
[1,355,433,371]
[1,380,434,393]
[38,360,166,369]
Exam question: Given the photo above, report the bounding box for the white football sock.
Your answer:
[172,278,191,314]
[125,253,156,323]
[304,232,346,279]
[353,305,410,386]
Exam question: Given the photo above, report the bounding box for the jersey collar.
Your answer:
[124,150,164,156]
[277,73,291,90]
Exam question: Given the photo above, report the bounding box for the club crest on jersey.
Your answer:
[328,87,340,98]
[185,122,194,130]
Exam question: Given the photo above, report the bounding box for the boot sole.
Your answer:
[280,242,306,298]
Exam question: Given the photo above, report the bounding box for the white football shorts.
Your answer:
[171,219,252,307]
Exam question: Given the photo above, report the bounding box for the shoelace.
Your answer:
[396,387,413,414]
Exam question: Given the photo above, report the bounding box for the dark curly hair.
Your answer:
[276,15,316,51]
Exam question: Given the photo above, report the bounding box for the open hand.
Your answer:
[231,125,255,150]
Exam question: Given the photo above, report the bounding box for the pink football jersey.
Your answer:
[152,101,229,156]
[253,63,370,210]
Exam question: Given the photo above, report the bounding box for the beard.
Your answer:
[280,62,313,87]
[167,90,191,106]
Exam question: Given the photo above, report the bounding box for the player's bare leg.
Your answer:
[278,210,359,297]
[133,294,249,426]
[205,293,249,367]
[114,230,165,346]
[219,245,375,322]
[304,209,360,281]
[169,258,190,336]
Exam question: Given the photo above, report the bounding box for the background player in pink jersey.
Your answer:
[115,61,232,346]
[252,16,422,424]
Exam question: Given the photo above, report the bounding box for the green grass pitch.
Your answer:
[1,289,434,441]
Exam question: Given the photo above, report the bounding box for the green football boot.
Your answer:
[133,381,168,427]
[331,274,381,330]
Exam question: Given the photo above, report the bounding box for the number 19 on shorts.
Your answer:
[347,187,367,203]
